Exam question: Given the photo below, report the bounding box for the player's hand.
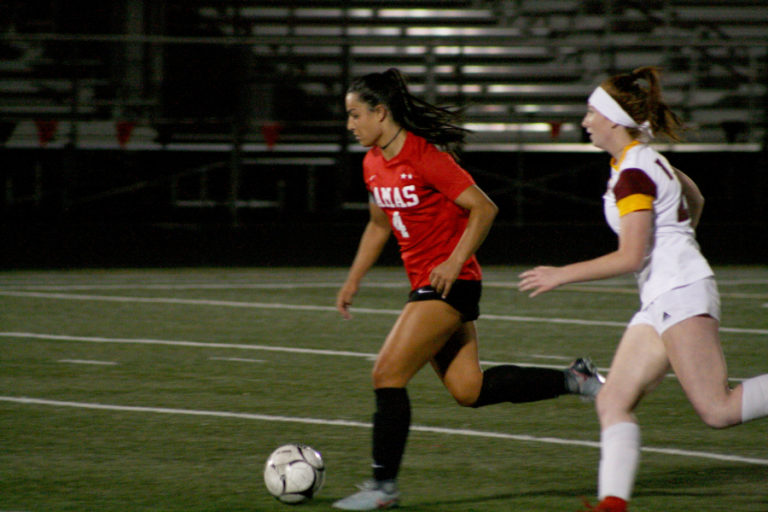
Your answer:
[430,259,462,298]
[336,281,358,320]
[518,266,561,297]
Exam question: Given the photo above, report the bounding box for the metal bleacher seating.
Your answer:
[0,1,766,148]
[237,0,768,146]
[0,0,766,240]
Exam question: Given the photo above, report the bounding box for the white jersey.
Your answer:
[603,142,713,306]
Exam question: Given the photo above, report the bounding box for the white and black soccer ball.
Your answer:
[264,443,325,504]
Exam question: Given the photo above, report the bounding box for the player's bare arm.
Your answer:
[430,184,498,297]
[337,202,392,319]
[519,210,651,297]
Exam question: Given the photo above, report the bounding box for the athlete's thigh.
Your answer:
[373,300,463,388]
[600,324,670,417]
[429,321,483,403]
[662,315,732,411]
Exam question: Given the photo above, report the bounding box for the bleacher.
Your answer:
[0,1,766,268]
[1,0,766,148]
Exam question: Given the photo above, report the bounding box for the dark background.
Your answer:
[1,1,766,269]
[2,149,765,268]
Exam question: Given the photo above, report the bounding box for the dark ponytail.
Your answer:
[348,68,471,155]
[602,66,685,142]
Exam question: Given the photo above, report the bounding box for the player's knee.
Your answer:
[452,388,480,407]
[691,390,742,429]
[595,389,611,419]
[696,405,738,429]
[595,387,631,425]
[445,375,482,407]
[698,411,731,429]
[371,361,407,389]
[371,365,389,388]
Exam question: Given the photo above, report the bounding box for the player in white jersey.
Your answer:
[604,141,714,309]
[518,66,768,512]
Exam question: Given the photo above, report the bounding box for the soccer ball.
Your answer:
[264,443,325,504]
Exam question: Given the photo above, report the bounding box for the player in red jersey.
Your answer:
[332,68,604,511]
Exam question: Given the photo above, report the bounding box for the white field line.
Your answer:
[58,359,118,366]
[209,356,265,363]
[0,332,556,369]
[0,290,766,335]
[1,395,767,467]
[2,280,766,300]
[0,290,352,313]
[0,332,381,358]
[0,282,398,291]
[0,332,754,382]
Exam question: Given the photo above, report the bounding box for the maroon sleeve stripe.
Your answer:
[614,168,657,201]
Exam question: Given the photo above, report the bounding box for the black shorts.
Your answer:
[407,279,481,322]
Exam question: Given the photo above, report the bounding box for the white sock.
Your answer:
[741,374,768,423]
[598,422,640,501]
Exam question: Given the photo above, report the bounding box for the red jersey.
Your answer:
[362,132,482,289]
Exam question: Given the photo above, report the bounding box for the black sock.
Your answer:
[472,365,567,408]
[372,387,410,481]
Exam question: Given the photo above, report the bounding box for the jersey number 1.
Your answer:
[655,159,690,222]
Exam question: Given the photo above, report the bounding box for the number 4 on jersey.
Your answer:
[391,211,410,238]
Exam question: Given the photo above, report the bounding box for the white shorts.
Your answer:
[628,277,721,335]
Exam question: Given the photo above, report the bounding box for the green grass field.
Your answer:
[1,266,767,512]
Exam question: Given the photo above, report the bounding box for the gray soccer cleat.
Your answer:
[565,357,605,400]
[332,479,400,510]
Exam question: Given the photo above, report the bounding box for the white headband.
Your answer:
[588,86,653,139]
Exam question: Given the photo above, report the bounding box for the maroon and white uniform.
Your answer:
[603,141,714,308]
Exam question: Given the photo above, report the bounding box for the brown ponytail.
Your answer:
[601,66,685,142]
